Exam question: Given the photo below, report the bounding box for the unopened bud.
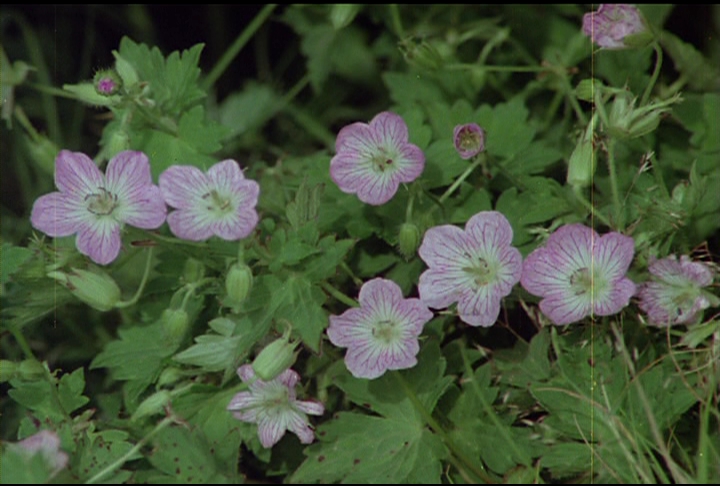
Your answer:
[93,69,122,96]
[567,119,597,188]
[224,262,253,311]
[399,37,444,71]
[161,308,190,346]
[453,123,486,160]
[157,367,184,388]
[183,258,205,284]
[398,222,421,260]
[252,331,300,381]
[131,390,171,421]
[608,91,681,139]
[47,267,121,311]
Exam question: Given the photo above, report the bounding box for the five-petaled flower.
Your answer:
[582,4,646,49]
[330,111,425,205]
[11,430,69,478]
[637,255,715,327]
[31,150,167,265]
[418,211,522,327]
[521,224,636,325]
[159,160,260,241]
[327,278,433,379]
[453,123,486,160]
[227,365,324,448]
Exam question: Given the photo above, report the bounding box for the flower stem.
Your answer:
[445,63,546,73]
[115,248,153,309]
[438,154,485,205]
[571,186,614,229]
[202,5,277,90]
[605,138,623,230]
[640,42,663,106]
[393,371,493,483]
[320,281,359,308]
[10,327,35,360]
[86,416,174,484]
[388,4,405,38]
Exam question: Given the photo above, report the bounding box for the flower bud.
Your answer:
[157,367,184,388]
[607,91,681,139]
[582,4,649,50]
[566,119,597,188]
[453,123,486,160]
[93,69,122,96]
[224,262,253,311]
[131,390,171,422]
[399,37,444,71]
[161,308,190,346]
[47,267,121,311]
[252,332,300,381]
[398,222,421,260]
[182,258,205,284]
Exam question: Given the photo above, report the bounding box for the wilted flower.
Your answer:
[227,365,324,448]
[453,123,486,159]
[637,255,715,326]
[31,150,167,265]
[330,111,425,205]
[582,4,647,49]
[13,430,69,478]
[159,160,259,241]
[521,224,636,325]
[327,278,433,379]
[418,211,522,327]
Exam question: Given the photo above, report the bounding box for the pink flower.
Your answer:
[453,123,485,159]
[327,278,433,379]
[521,224,636,325]
[13,430,69,478]
[582,4,646,49]
[330,111,425,205]
[637,255,715,327]
[227,365,324,448]
[159,160,259,241]
[31,150,166,265]
[418,211,522,327]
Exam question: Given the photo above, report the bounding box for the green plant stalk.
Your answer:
[571,186,614,229]
[320,281,359,308]
[446,63,546,73]
[640,42,663,106]
[85,416,174,484]
[438,154,486,205]
[202,4,277,90]
[10,327,35,360]
[393,371,492,483]
[605,139,623,230]
[283,103,336,150]
[115,248,154,309]
[388,4,405,38]
[696,368,717,483]
[460,346,533,467]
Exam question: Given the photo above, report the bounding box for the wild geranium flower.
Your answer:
[453,123,486,159]
[12,430,69,478]
[31,150,167,265]
[227,365,324,448]
[418,211,522,327]
[330,111,425,205]
[637,255,715,327]
[159,160,259,241]
[521,224,636,326]
[327,278,433,379]
[582,4,646,49]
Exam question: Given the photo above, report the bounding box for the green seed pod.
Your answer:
[398,222,421,260]
[161,308,190,346]
[566,119,597,189]
[251,332,300,381]
[131,390,171,422]
[224,262,253,311]
[183,258,206,284]
[47,267,121,312]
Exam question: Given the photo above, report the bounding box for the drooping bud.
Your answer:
[582,4,651,50]
[47,267,121,311]
[453,123,486,160]
[399,36,444,71]
[567,117,597,188]
[160,308,190,347]
[93,69,122,96]
[182,258,206,284]
[224,262,253,312]
[398,222,421,260]
[251,330,300,381]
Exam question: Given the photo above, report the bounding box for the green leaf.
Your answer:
[302,236,355,282]
[383,72,445,107]
[173,317,251,372]
[659,31,720,91]
[276,275,328,352]
[71,429,136,483]
[0,243,33,287]
[423,139,469,189]
[57,368,90,415]
[290,412,447,484]
[219,82,282,139]
[475,97,535,159]
[146,426,223,483]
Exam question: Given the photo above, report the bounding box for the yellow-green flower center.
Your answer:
[203,189,233,215]
[458,129,481,152]
[372,319,401,344]
[570,267,608,297]
[463,257,495,287]
[85,188,118,216]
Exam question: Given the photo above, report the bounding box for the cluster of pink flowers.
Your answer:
[31,150,260,265]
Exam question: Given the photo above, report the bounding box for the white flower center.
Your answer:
[370,148,396,174]
[85,188,118,216]
[203,189,234,216]
[458,128,481,152]
[372,319,402,345]
[462,256,496,287]
[570,267,608,297]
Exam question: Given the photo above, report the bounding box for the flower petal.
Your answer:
[257,416,287,448]
[75,218,122,265]
[594,232,635,281]
[370,111,410,148]
[55,150,104,196]
[166,208,215,241]
[31,192,90,237]
[119,185,167,229]
[295,399,325,416]
[457,286,502,327]
[159,165,210,209]
[539,290,591,325]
